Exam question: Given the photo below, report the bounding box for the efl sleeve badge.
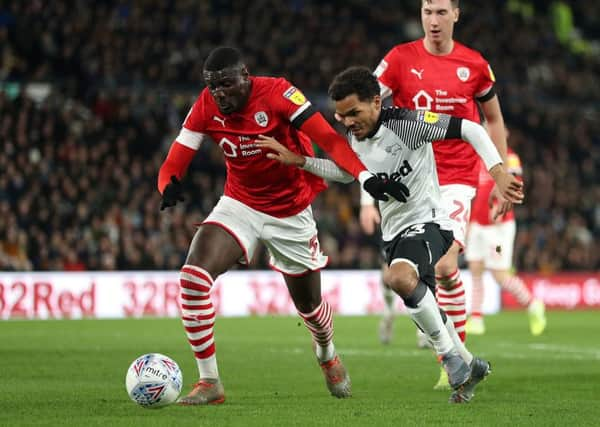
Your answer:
[283,87,307,106]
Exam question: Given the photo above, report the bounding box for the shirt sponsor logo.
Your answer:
[414,89,467,112]
[457,67,470,82]
[376,160,413,182]
[283,87,307,106]
[254,111,268,127]
[412,90,434,110]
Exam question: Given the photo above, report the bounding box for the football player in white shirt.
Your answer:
[256,66,523,403]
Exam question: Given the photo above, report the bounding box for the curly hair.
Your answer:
[328,66,380,102]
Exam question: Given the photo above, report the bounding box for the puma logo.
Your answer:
[213,115,226,127]
[411,68,424,80]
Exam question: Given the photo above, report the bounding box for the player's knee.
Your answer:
[386,261,419,298]
[435,242,460,277]
[491,269,510,284]
[402,280,428,308]
[435,257,457,277]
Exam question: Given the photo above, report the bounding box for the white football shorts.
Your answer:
[203,196,328,275]
[439,184,477,248]
[465,220,516,270]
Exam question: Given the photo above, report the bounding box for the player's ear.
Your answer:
[240,66,250,80]
[453,7,460,22]
[373,95,382,110]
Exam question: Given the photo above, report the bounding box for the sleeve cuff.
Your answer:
[357,170,372,186]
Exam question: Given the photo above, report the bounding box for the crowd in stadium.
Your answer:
[0,0,598,272]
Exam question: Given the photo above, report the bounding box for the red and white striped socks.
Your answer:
[501,275,532,306]
[436,270,467,342]
[180,265,219,380]
[298,300,335,362]
[470,273,485,319]
[472,274,532,319]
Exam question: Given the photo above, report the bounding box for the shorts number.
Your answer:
[449,200,470,224]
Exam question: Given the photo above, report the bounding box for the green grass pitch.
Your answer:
[2,311,599,426]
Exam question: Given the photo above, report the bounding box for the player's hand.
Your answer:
[489,166,524,214]
[360,204,381,235]
[160,176,185,210]
[255,135,306,167]
[363,175,410,202]
[489,184,512,221]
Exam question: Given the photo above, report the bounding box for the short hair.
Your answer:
[203,46,243,71]
[328,66,380,102]
[422,0,459,8]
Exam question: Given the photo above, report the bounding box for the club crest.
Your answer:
[457,67,470,82]
[254,111,268,127]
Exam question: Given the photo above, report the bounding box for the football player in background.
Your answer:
[465,131,546,336]
[363,0,512,389]
[256,66,524,402]
[157,46,410,405]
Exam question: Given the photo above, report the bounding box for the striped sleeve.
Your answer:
[381,108,455,150]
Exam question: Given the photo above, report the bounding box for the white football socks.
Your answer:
[197,354,219,380]
[405,288,454,356]
[445,316,473,365]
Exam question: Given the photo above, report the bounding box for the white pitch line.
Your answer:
[494,341,600,359]
[271,344,600,361]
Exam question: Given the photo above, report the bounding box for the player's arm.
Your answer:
[256,130,409,203]
[157,102,206,210]
[293,110,409,202]
[277,81,408,202]
[454,118,524,205]
[395,108,522,203]
[157,137,198,210]
[478,94,515,216]
[479,94,507,162]
[255,135,354,183]
[294,110,369,181]
[158,136,197,193]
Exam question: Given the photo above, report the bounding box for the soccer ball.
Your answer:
[125,353,183,408]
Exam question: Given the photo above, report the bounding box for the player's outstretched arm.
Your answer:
[255,135,354,183]
[256,134,409,202]
[157,141,196,210]
[255,135,307,167]
[481,96,514,217]
[460,119,524,204]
